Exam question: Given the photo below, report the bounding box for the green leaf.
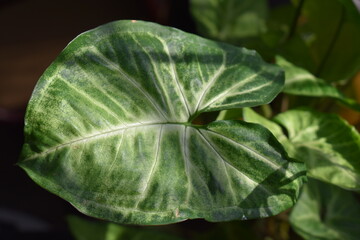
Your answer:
[275,109,360,190]
[336,0,360,24]
[243,107,360,190]
[293,0,360,81]
[290,179,360,240]
[19,20,305,224]
[67,216,108,240]
[190,0,268,43]
[277,34,316,74]
[67,215,183,240]
[242,108,296,158]
[216,109,243,121]
[276,56,360,111]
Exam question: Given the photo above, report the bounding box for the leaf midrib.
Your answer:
[23,121,201,162]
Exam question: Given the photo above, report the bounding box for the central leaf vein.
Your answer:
[23,122,166,161]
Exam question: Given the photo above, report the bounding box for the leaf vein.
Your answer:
[200,68,266,110]
[156,37,191,118]
[134,125,164,209]
[88,46,169,120]
[194,53,226,113]
[197,129,260,198]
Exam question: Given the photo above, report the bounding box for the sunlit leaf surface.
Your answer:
[276,109,360,190]
[244,108,360,190]
[19,20,305,224]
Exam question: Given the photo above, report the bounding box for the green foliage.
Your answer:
[276,56,360,111]
[19,0,360,238]
[67,215,183,240]
[242,108,295,157]
[290,179,360,240]
[243,107,360,190]
[275,109,360,190]
[19,20,305,225]
[190,0,268,43]
[292,0,360,81]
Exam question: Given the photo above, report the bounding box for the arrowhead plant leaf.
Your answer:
[274,109,360,190]
[290,179,360,240]
[244,107,360,190]
[190,0,268,43]
[19,20,305,225]
[276,56,360,111]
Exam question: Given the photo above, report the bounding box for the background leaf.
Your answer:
[67,215,183,240]
[243,107,360,190]
[276,56,360,111]
[274,109,360,190]
[292,0,360,81]
[19,20,305,225]
[190,0,268,43]
[290,179,360,240]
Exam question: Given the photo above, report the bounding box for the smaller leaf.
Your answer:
[290,179,360,240]
[274,108,360,190]
[276,56,360,111]
[243,108,360,190]
[67,215,183,240]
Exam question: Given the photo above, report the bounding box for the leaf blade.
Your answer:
[274,108,360,190]
[276,56,360,111]
[290,179,360,240]
[19,20,303,224]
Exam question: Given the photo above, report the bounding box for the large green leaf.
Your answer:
[276,56,360,111]
[19,20,305,224]
[274,109,360,190]
[190,0,268,43]
[290,179,360,240]
[243,108,360,190]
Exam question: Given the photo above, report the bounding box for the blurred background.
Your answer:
[1,0,359,239]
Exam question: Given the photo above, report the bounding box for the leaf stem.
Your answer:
[261,104,272,118]
[281,94,289,112]
[287,0,305,40]
[315,6,345,77]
